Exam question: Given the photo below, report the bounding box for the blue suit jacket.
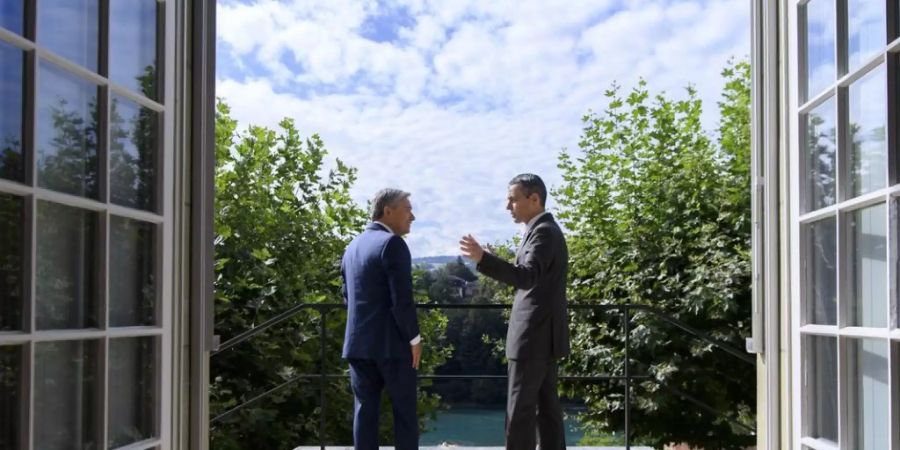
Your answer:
[341,223,420,360]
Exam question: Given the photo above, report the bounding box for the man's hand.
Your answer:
[459,234,485,263]
[411,342,423,370]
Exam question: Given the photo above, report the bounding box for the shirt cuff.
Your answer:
[410,335,421,346]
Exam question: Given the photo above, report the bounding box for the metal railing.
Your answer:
[210,302,755,449]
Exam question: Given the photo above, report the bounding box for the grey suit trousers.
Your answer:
[506,359,566,450]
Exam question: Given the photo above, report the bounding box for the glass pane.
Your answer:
[0,0,24,35]
[0,193,24,331]
[0,346,22,450]
[804,217,837,325]
[34,340,100,450]
[803,96,837,212]
[110,95,159,211]
[849,203,887,327]
[802,335,838,443]
[0,42,24,182]
[848,0,886,73]
[37,0,99,72]
[848,338,889,450]
[803,0,836,102]
[110,0,160,99]
[36,201,99,330]
[849,66,887,197]
[110,217,157,327]
[37,60,100,199]
[108,337,158,448]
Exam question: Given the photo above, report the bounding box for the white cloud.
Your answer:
[217,0,750,256]
[398,14,446,50]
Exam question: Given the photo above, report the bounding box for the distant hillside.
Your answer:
[413,255,475,270]
[413,255,461,265]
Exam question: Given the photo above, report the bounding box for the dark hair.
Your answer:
[509,173,547,207]
[371,188,411,220]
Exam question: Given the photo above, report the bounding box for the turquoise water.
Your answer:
[421,408,585,445]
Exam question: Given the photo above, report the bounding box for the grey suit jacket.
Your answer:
[477,213,570,360]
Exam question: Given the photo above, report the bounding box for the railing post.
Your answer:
[319,307,327,450]
[623,305,631,450]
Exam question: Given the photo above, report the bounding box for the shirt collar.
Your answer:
[373,221,395,235]
[525,211,550,231]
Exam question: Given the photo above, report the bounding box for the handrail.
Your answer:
[210,373,656,424]
[211,301,319,356]
[627,305,755,365]
[654,379,756,435]
[210,302,756,448]
[213,302,752,365]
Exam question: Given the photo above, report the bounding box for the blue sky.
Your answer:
[216,0,750,256]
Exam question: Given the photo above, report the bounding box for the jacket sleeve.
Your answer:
[382,235,420,342]
[477,226,554,290]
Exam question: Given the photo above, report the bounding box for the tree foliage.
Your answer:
[556,60,754,449]
[210,102,449,448]
[419,258,511,407]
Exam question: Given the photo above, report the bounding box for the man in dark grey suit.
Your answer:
[459,173,569,450]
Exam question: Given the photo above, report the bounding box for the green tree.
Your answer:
[38,98,100,198]
[210,101,449,448]
[0,137,22,182]
[0,193,23,332]
[425,258,509,406]
[556,60,754,449]
[108,76,158,212]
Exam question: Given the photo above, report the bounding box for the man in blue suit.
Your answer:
[342,188,422,450]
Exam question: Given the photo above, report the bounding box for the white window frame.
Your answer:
[0,0,176,448]
[789,1,900,449]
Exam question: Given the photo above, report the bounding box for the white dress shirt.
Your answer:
[525,211,550,232]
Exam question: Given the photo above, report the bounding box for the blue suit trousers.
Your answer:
[348,358,418,450]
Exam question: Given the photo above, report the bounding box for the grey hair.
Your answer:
[371,188,411,220]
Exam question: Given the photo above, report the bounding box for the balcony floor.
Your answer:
[294,447,653,450]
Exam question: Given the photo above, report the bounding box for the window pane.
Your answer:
[803,0,836,102]
[848,338,889,450]
[110,217,157,327]
[847,0,886,73]
[37,0,99,72]
[0,193,24,331]
[0,42,24,182]
[34,340,100,450]
[849,66,887,198]
[0,346,22,450]
[803,97,837,212]
[0,0,25,34]
[108,337,158,448]
[36,201,99,330]
[804,217,837,325]
[110,0,160,100]
[802,335,838,443]
[37,61,100,199]
[849,203,887,328]
[0,0,23,35]
[110,95,159,212]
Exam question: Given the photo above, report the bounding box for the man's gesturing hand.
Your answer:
[411,342,422,370]
[459,234,485,263]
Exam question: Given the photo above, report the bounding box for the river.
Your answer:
[421,407,585,446]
